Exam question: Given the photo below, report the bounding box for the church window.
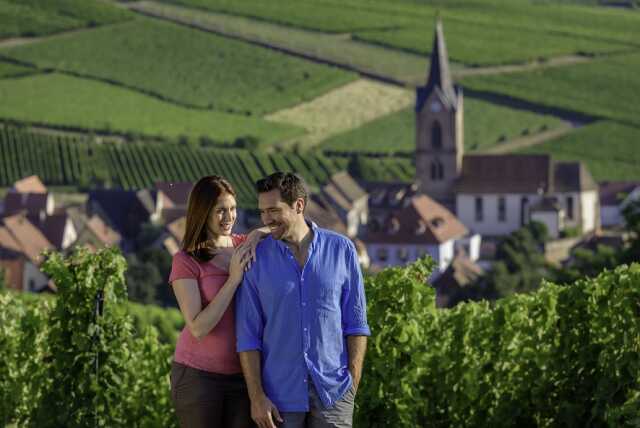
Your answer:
[431,160,444,181]
[432,122,442,150]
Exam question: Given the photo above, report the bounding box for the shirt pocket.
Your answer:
[315,280,342,312]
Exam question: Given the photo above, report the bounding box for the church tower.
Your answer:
[415,20,463,207]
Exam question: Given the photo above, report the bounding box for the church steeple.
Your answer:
[414,18,464,207]
[425,19,454,100]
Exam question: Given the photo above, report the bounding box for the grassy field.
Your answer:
[0,60,36,78]
[158,0,640,65]
[0,74,302,145]
[320,97,564,154]
[516,121,640,181]
[461,52,640,126]
[0,0,130,38]
[266,79,414,149]
[2,17,357,115]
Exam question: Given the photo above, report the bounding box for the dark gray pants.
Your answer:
[170,361,255,428]
[278,383,356,428]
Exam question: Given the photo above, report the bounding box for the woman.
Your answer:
[169,175,266,428]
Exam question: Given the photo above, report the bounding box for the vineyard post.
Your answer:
[93,287,104,428]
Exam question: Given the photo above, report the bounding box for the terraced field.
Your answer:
[320,97,564,154]
[0,0,130,38]
[461,52,640,127]
[0,74,302,145]
[516,121,640,181]
[2,17,357,115]
[158,0,640,65]
[0,127,414,206]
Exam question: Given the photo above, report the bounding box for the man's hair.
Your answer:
[256,172,308,208]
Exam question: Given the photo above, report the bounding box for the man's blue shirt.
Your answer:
[235,222,370,412]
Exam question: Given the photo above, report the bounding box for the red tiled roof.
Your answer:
[4,192,49,216]
[1,214,53,265]
[13,175,47,194]
[86,215,121,247]
[599,181,640,206]
[365,194,467,244]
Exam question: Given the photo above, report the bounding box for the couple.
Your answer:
[169,172,370,428]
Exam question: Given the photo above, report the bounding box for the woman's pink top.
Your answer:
[169,234,247,374]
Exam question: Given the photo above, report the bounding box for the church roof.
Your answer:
[416,20,459,112]
[455,155,598,195]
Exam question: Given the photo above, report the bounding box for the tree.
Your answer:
[0,268,5,291]
[125,254,162,305]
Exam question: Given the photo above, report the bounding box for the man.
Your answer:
[236,172,370,428]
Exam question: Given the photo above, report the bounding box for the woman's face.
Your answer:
[207,193,237,237]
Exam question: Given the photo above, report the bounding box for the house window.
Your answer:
[498,197,506,222]
[566,196,574,220]
[430,160,444,181]
[397,247,409,263]
[520,197,529,226]
[475,197,483,222]
[432,122,442,150]
[376,247,388,262]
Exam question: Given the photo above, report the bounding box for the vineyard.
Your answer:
[320,97,564,155]
[0,73,302,145]
[2,17,357,115]
[0,60,36,79]
[2,248,639,427]
[159,0,640,65]
[0,127,413,206]
[0,0,131,39]
[461,52,640,128]
[516,121,640,181]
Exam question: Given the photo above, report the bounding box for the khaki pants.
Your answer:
[278,383,356,428]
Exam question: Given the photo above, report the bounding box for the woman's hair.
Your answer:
[182,175,236,262]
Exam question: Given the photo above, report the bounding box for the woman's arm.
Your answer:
[242,226,271,268]
[172,245,252,340]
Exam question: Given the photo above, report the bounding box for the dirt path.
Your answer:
[0,26,111,49]
[454,55,594,79]
[478,121,578,154]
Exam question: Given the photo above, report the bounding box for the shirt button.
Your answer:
[303,328,307,331]
[302,302,307,306]
[303,379,307,383]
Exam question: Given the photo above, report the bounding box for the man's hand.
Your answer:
[251,394,283,428]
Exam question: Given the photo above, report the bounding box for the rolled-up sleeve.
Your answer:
[235,270,265,352]
[341,242,371,337]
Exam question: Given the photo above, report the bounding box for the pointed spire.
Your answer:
[425,18,455,99]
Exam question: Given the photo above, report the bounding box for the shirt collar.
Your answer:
[273,218,319,254]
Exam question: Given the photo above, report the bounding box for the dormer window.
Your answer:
[431,217,444,228]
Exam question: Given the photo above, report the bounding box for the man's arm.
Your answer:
[239,351,282,428]
[347,335,367,393]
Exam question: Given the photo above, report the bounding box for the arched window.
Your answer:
[432,122,442,150]
[431,159,444,181]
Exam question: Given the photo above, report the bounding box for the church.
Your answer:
[415,21,600,239]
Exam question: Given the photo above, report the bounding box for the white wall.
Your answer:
[531,211,560,239]
[61,218,78,249]
[580,190,599,233]
[457,193,541,236]
[367,240,454,273]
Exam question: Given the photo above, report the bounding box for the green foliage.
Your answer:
[356,257,437,426]
[357,260,640,427]
[0,247,176,427]
[0,0,130,38]
[320,98,563,155]
[0,60,37,79]
[3,17,357,115]
[0,73,302,145]
[480,222,551,298]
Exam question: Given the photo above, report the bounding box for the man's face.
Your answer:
[258,189,303,241]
